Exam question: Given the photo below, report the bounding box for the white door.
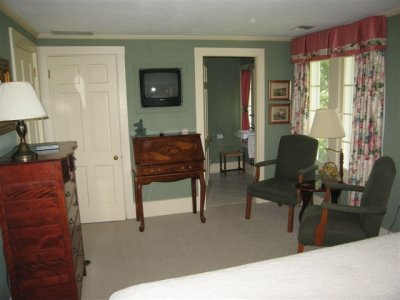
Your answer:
[9,27,44,143]
[47,55,126,223]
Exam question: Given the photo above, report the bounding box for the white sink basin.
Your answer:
[235,130,255,139]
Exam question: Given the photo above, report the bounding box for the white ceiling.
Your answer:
[1,0,399,40]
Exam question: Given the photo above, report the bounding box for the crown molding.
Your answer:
[37,33,291,42]
[384,7,400,17]
[0,1,38,37]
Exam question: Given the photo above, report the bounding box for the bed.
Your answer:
[110,233,400,299]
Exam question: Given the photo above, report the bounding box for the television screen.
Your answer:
[139,68,182,107]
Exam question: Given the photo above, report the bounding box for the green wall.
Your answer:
[382,14,400,231]
[207,57,242,164]
[37,38,293,200]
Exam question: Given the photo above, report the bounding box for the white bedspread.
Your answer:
[110,233,400,299]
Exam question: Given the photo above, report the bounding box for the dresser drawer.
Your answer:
[71,213,82,265]
[140,161,202,176]
[64,180,75,211]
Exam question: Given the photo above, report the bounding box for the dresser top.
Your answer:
[0,141,77,165]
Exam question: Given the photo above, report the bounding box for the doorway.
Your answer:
[194,48,266,192]
[205,56,255,207]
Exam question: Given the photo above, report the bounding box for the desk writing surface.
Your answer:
[132,133,204,167]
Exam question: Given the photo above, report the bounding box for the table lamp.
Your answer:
[310,108,346,182]
[0,82,47,162]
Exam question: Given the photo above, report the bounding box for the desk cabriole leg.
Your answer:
[199,172,206,223]
[191,178,197,213]
[136,183,145,232]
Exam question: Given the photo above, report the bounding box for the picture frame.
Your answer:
[269,80,291,101]
[269,104,291,124]
[0,58,15,136]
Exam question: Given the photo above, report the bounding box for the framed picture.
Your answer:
[269,80,291,101]
[269,104,291,124]
[0,58,15,136]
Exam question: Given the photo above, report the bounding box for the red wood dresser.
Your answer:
[0,141,86,299]
[132,133,206,232]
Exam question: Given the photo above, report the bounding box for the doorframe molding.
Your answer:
[37,46,134,219]
[194,47,265,178]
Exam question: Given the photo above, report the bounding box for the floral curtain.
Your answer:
[349,50,385,205]
[291,63,310,134]
[241,70,251,130]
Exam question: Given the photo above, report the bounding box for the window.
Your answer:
[308,56,355,176]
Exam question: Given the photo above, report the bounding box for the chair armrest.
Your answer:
[254,159,277,168]
[321,202,386,215]
[324,182,364,193]
[297,164,318,183]
[253,159,277,182]
[298,164,318,175]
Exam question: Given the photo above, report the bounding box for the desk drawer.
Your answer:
[140,162,202,176]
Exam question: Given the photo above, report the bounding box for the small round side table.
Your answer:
[296,180,341,221]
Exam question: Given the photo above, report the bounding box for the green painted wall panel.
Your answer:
[382,14,400,232]
[207,57,242,164]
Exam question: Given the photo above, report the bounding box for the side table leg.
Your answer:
[245,193,252,219]
[299,190,312,221]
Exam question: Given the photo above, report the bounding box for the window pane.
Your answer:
[344,56,354,85]
[343,86,353,113]
[342,114,352,143]
[342,142,350,169]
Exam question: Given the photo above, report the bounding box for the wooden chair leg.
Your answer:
[245,193,252,219]
[297,243,304,253]
[287,206,294,232]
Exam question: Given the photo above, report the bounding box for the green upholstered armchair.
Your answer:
[246,134,318,232]
[298,156,396,252]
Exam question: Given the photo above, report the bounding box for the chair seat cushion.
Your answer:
[298,205,367,246]
[247,177,298,206]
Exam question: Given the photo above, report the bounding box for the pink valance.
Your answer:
[291,16,386,63]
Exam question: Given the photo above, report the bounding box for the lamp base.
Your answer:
[11,142,38,162]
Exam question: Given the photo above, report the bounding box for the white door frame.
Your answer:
[38,46,134,219]
[194,48,265,179]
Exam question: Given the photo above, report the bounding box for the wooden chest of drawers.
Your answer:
[132,133,206,232]
[0,141,86,299]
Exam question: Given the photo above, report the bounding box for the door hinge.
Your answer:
[48,70,51,78]
[33,67,36,78]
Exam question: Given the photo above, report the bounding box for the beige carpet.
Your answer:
[81,202,306,300]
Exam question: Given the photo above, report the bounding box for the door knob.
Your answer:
[114,155,119,160]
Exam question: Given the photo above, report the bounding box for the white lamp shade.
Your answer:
[0,82,47,121]
[310,108,345,138]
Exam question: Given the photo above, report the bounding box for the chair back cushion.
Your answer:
[275,134,318,180]
[360,156,396,236]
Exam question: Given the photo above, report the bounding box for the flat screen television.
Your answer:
[139,68,182,107]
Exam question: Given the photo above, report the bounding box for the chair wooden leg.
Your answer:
[245,193,252,219]
[297,243,304,253]
[287,206,294,233]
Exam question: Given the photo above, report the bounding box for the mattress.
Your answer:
[110,233,400,299]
